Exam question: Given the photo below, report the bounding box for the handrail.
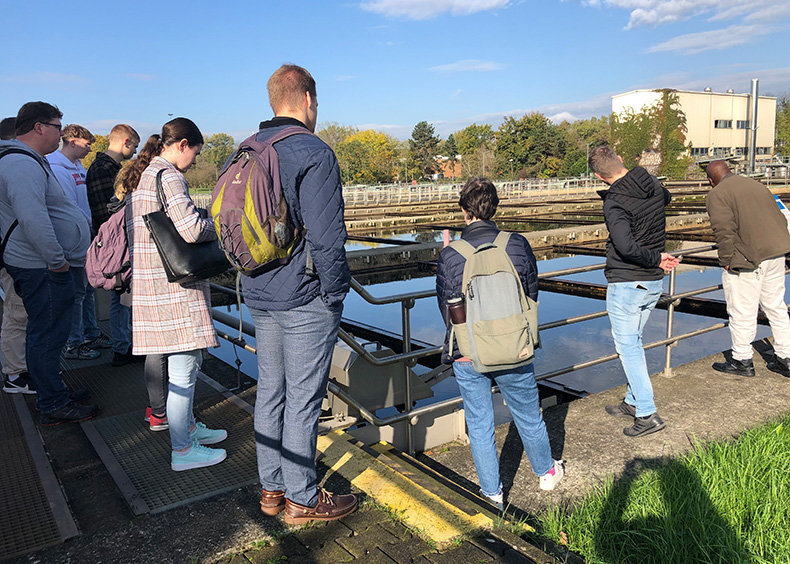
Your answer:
[209,242,728,454]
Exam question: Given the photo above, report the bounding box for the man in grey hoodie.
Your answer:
[0,102,97,424]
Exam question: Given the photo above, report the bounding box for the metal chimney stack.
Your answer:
[749,78,759,173]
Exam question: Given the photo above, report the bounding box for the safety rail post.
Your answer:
[663,265,678,378]
[402,297,415,455]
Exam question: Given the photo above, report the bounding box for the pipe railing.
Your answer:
[210,243,730,455]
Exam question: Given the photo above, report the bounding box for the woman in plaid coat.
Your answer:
[122,118,226,472]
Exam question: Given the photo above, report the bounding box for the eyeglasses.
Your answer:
[39,122,63,131]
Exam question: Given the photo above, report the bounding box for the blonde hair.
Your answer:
[62,124,95,143]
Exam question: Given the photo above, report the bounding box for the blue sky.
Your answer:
[2,0,788,142]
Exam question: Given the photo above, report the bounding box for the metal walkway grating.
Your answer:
[82,390,258,514]
[0,393,73,560]
[61,362,215,419]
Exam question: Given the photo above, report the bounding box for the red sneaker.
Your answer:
[149,412,168,431]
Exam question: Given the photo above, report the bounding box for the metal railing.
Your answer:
[210,243,728,455]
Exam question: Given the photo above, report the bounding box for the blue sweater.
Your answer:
[241,118,350,310]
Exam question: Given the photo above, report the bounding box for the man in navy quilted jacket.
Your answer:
[242,64,356,524]
[589,146,679,438]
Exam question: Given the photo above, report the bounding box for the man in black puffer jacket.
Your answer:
[589,146,679,438]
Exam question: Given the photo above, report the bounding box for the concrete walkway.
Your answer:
[421,338,790,516]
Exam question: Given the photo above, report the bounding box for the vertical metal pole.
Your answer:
[749,78,759,174]
[402,298,415,455]
[664,266,677,377]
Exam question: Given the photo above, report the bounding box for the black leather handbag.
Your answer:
[143,169,230,284]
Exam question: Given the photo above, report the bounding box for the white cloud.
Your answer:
[360,0,509,20]
[429,59,505,72]
[578,0,788,29]
[451,89,463,98]
[647,24,761,54]
[548,111,579,123]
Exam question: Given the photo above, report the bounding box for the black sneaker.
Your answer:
[605,401,636,418]
[111,348,143,367]
[35,389,91,412]
[712,358,755,377]
[2,372,37,395]
[623,413,665,437]
[766,357,790,377]
[84,334,112,349]
[40,401,98,426]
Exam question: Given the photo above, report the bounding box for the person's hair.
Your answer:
[267,64,316,113]
[113,118,202,199]
[109,123,140,144]
[0,117,15,140]
[706,160,732,186]
[588,145,624,179]
[113,135,163,200]
[61,124,95,143]
[458,176,499,221]
[14,101,62,136]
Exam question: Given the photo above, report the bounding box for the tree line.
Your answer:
[82,89,790,190]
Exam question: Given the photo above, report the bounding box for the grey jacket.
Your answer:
[0,140,91,269]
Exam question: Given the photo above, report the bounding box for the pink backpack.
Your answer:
[85,204,131,293]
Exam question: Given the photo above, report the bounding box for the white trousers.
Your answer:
[0,268,28,376]
[722,256,790,361]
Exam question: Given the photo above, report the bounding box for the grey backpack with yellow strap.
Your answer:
[449,231,539,373]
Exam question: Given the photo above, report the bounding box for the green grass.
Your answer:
[536,416,790,564]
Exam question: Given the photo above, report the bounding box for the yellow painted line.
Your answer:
[317,431,493,547]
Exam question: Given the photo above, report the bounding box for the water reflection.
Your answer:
[211,252,783,406]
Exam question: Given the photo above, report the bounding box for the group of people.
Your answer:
[2,61,789,522]
[0,64,357,524]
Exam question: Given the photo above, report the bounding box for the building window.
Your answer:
[714,120,732,129]
[734,147,747,156]
[756,147,772,155]
[691,147,708,157]
[712,147,730,157]
[736,120,750,129]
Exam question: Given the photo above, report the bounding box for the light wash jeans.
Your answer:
[722,256,790,361]
[109,291,132,354]
[453,360,553,497]
[606,279,663,417]
[250,296,343,507]
[166,350,201,451]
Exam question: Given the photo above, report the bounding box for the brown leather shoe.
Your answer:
[260,489,286,516]
[283,487,358,525]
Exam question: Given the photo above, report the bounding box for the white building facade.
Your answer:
[612,88,776,162]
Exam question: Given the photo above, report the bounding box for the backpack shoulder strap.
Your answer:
[264,125,313,147]
[493,231,511,248]
[448,238,476,260]
[0,147,49,176]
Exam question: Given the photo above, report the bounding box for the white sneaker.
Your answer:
[483,490,504,511]
[539,459,565,491]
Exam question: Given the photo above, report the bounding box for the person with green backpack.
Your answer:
[436,177,564,510]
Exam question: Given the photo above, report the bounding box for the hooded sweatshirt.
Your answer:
[0,140,91,269]
[598,166,671,283]
[47,149,92,225]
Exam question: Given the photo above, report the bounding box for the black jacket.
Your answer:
[598,167,670,283]
[435,220,538,364]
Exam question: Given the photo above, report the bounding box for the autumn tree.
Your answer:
[776,93,790,157]
[82,134,109,169]
[611,89,690,177]
[335,129,399,185]
[317,122,358,151]
[495,113,565,178]
[408,121,441,180]
[557,115,610,177]
[184,132,237,191]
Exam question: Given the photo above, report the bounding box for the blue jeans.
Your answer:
[250,296,343,507]
[606,279,663,417]
[5,265,74,413]
[453,360,553,497]
[109,292,131,354]
[83,284,101,341]
[166,350,200,451]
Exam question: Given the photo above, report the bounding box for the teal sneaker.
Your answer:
[191,421,227,445]
[171,442,227,471]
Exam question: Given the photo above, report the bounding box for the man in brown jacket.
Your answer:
[706,160,790,377]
